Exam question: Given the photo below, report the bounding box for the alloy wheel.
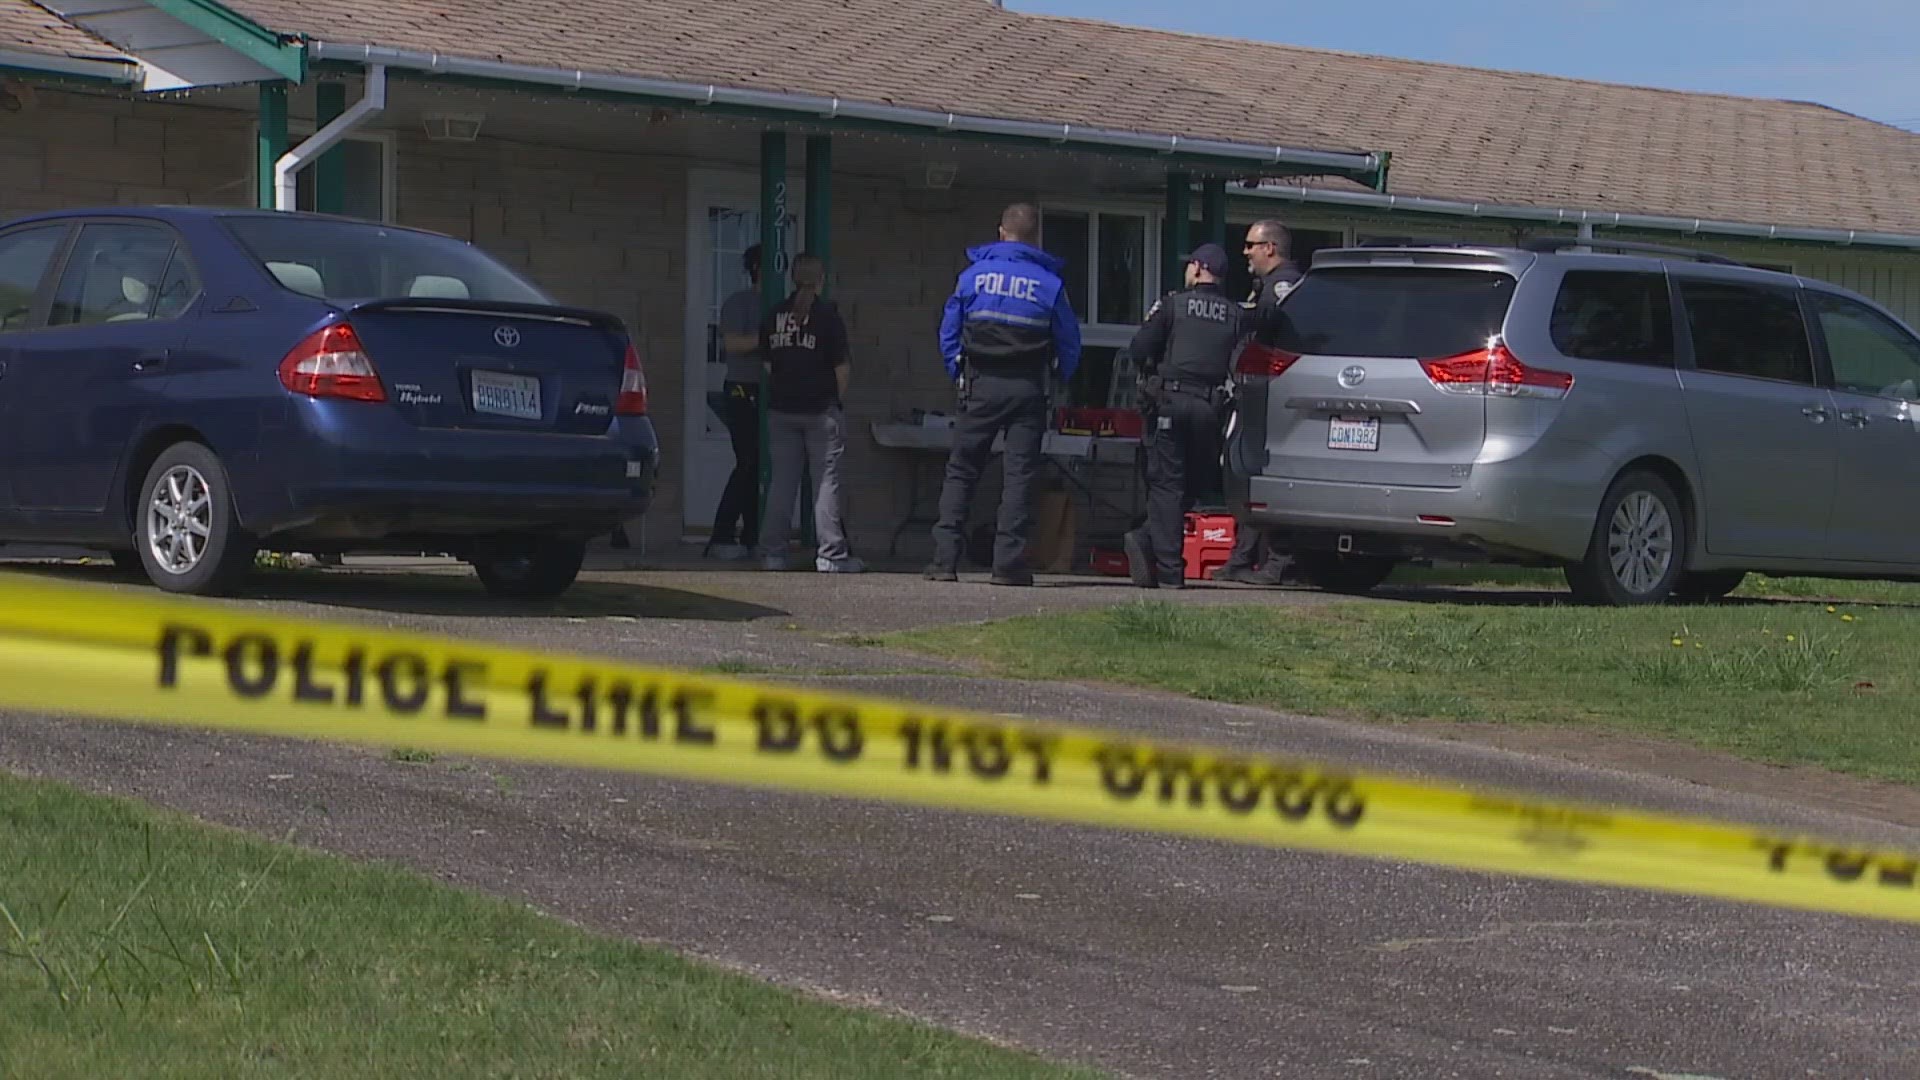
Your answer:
[147,464,213,575]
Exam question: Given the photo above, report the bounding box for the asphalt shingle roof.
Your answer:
[1,0,125,61]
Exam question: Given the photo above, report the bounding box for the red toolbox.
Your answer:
[1089,547,1130,576]
[1183,513,1237,581]
[1054,406,1145,439]
[1092,514,1237,580]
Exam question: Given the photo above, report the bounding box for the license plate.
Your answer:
[472,371,541,420]
[1328,415,1380,451]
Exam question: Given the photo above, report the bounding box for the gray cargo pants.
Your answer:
[758,407,851,563]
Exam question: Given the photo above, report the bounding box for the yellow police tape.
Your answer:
[1,570,1918,925]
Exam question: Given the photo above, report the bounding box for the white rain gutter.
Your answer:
[1248,182,1920,253]
[0,47,137,83]
[307,41,1384,176]
[273,63,387,211]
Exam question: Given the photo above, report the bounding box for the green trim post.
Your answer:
[147,0,305,82]
[1201,177,1228,248]
[314,80,347,215]
[757,130,788,535]
[1162,172,1192,295]
[256,81,288,209]
[800,134,832,545]
[804,135,832,287]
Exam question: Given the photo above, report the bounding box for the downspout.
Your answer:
[273,63,386,211]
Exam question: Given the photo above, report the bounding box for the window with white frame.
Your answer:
[1041,205,1155,407]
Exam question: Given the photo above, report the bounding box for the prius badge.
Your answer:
[1338,365,1367,388]
[494,325,521,348]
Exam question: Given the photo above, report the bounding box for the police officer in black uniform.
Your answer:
[1122,243,1247,589]
[1215,218,1303,586]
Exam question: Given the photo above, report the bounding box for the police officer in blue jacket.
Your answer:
[926,203,1082,586]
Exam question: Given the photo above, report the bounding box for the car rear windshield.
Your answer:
[1267,267,1517,358]
[224,217,551,305]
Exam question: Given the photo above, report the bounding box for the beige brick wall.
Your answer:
[0,88,253,216]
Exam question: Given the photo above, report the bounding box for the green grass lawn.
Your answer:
[0,775,1099,1080]
[889,585,1920,785]
[1388,563,1920,604]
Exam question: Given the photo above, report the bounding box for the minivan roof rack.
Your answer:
[1521,237,1748,267]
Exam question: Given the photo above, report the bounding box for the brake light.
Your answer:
[615,341,648,416]
[1420,341,1572,399]
[278,323,385,402]
[1235,341,1300,378]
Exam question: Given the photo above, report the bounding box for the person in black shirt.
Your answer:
[1217,218,1304,586]
[756,253,864,574]
[1123,243,1247,588]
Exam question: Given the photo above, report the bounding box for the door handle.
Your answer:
[1838,409,1872,428]
[1801,405,1830,423]
[133,349,170,373]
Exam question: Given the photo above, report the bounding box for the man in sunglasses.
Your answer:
[1215,218,1302,586]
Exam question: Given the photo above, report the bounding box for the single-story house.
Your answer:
[4,0,1919,563]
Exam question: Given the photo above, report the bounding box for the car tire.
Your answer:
[136,442,256,596]
[1293,552,1397,595]
[1671,570,1746,604]
[1565,471,1686,606]
[473,536,586,600]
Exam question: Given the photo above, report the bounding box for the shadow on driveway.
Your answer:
[8,564,790,623]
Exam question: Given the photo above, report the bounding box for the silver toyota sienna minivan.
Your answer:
[1228,239,1920,605]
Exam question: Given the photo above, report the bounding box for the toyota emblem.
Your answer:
[493,325,521,348]
[1338,365,1367,388]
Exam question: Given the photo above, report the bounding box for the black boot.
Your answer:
[1123,529,1157,589]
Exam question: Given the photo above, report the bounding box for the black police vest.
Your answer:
[1161,287,1243,387]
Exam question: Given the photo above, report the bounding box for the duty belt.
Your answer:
[1160,379,1219,396]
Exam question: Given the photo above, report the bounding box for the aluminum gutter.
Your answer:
[1249,183,1920,252]
[0,47,138,84]
[307,40,1386,177]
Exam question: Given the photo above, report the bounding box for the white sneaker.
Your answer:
[760,555,788,572]
[816,556,867,574]
[707,543,751,561]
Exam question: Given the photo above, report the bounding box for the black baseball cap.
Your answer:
[1183,242,1228,277]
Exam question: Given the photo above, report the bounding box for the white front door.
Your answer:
[682,171,804,535]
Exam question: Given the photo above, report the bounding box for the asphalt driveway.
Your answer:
[3,561,1916,1079]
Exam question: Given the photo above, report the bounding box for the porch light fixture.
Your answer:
[422,111,484,142]
[924,163,957,190]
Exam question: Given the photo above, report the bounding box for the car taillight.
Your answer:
[278,323,385,402]
[1235,341,1300,378]
[615,341,648,416]
[1420,341,1572,399]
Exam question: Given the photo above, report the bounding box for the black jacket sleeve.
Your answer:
[1248,269,1301,335]
[1127,293,1178,372]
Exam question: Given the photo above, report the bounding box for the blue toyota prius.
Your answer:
[0,207,657,598]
